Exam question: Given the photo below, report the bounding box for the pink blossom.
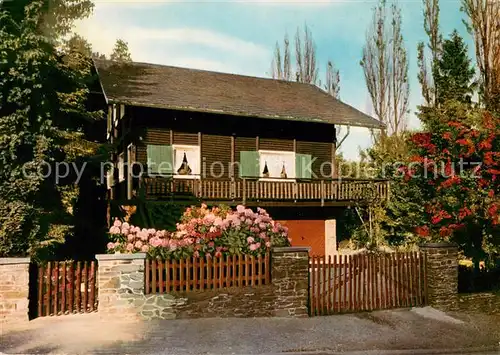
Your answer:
[214,217,223,226]
[259,223,267,230]
[149,237,162,247]
[232,218,241,227]
[106,242,115,250]
[122,222,130,229]
[249,243,259,251]
[247,236,255,244]
[245,218,253,225]
[126,243,134,252]
[193,251,200,258]
[147,228,156,235]
[139,231,149,241]
[113,219,122,227]
[259,232,266,239]
[134,240,143,249]
[127,234,135,242]
[141,245,149,252]
[236,205,245,213]
[109,226,121,235]
[250,227,260,233]
[265,241,271,248]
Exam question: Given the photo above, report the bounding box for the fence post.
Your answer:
[419,242,459,311]
[0,257,31,327]
[95,253,146,319]
[271,247,310,317]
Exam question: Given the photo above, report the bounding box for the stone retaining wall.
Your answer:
[456,292,500,314]
[0,258,30,326]
[96,247,310,320]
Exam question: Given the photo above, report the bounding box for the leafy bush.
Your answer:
[107,204,291,259]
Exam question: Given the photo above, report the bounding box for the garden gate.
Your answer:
[309,252,427,316]
[29,260,98,319]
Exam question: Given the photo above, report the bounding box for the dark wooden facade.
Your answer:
[109,105,389,206]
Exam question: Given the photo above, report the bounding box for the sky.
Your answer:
[74,0,473,160]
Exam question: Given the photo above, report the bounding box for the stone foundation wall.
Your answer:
[96,247,310,320]
[456,292,500,314]
[0,258,30,326]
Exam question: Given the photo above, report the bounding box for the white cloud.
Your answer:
[73,5,270,76]
[127,28,268,58]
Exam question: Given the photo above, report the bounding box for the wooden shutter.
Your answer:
[239,151,260,178]
[296,154,312,179]
[147,145,173,175]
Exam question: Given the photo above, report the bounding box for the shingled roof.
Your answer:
[94,59,384,129]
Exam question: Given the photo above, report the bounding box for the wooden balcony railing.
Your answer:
[141,177,390,205]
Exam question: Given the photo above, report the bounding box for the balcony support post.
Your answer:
[320,180,325,207]
[242,178,246,206]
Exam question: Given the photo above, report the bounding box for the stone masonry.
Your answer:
[96,247,311,320]
[95,253,185,320]
[271,247,310,317]
[419,243,459,311]
[0,258,30,326]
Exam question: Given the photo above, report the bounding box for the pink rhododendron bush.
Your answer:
[107,204,291,259]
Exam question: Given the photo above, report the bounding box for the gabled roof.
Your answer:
[94,59,384,129]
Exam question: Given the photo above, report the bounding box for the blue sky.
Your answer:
[76,0,472,160]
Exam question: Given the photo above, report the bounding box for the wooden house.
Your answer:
[93,59,388,255]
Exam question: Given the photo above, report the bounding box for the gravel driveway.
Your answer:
[1,307,499,354]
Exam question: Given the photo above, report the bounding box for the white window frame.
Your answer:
[117,152,125,182]
[106,169,114,189]
[172,144,201,180]
[258,149,296,182]
[113,104,119,127]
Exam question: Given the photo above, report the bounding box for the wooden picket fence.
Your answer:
[145,253,270,294]
[309,252,427,316]
[35,260,98,317]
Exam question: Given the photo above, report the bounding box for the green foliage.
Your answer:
[434,30,475,105]
[110,39,132,63]
[0,1,105,258]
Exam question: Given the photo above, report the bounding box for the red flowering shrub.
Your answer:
[406,111,500,251]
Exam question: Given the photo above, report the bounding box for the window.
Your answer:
[259,150,295,180]
[173,145,200,179]
[113,105,119,127]
[117,153,125,182]
[106,106,112,139]
[240,150,312,180]
[106,169,113,189]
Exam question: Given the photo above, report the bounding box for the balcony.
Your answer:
[140,177,390,207]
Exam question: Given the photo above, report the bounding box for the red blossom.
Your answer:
[458,207,472,220]
[440,176,461,189]
[439,226,452,238]
[487,204,499,218]
[415,226,430,237]
[488,190,495,198]
[448,121,463,128]
[442,132,452,140]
